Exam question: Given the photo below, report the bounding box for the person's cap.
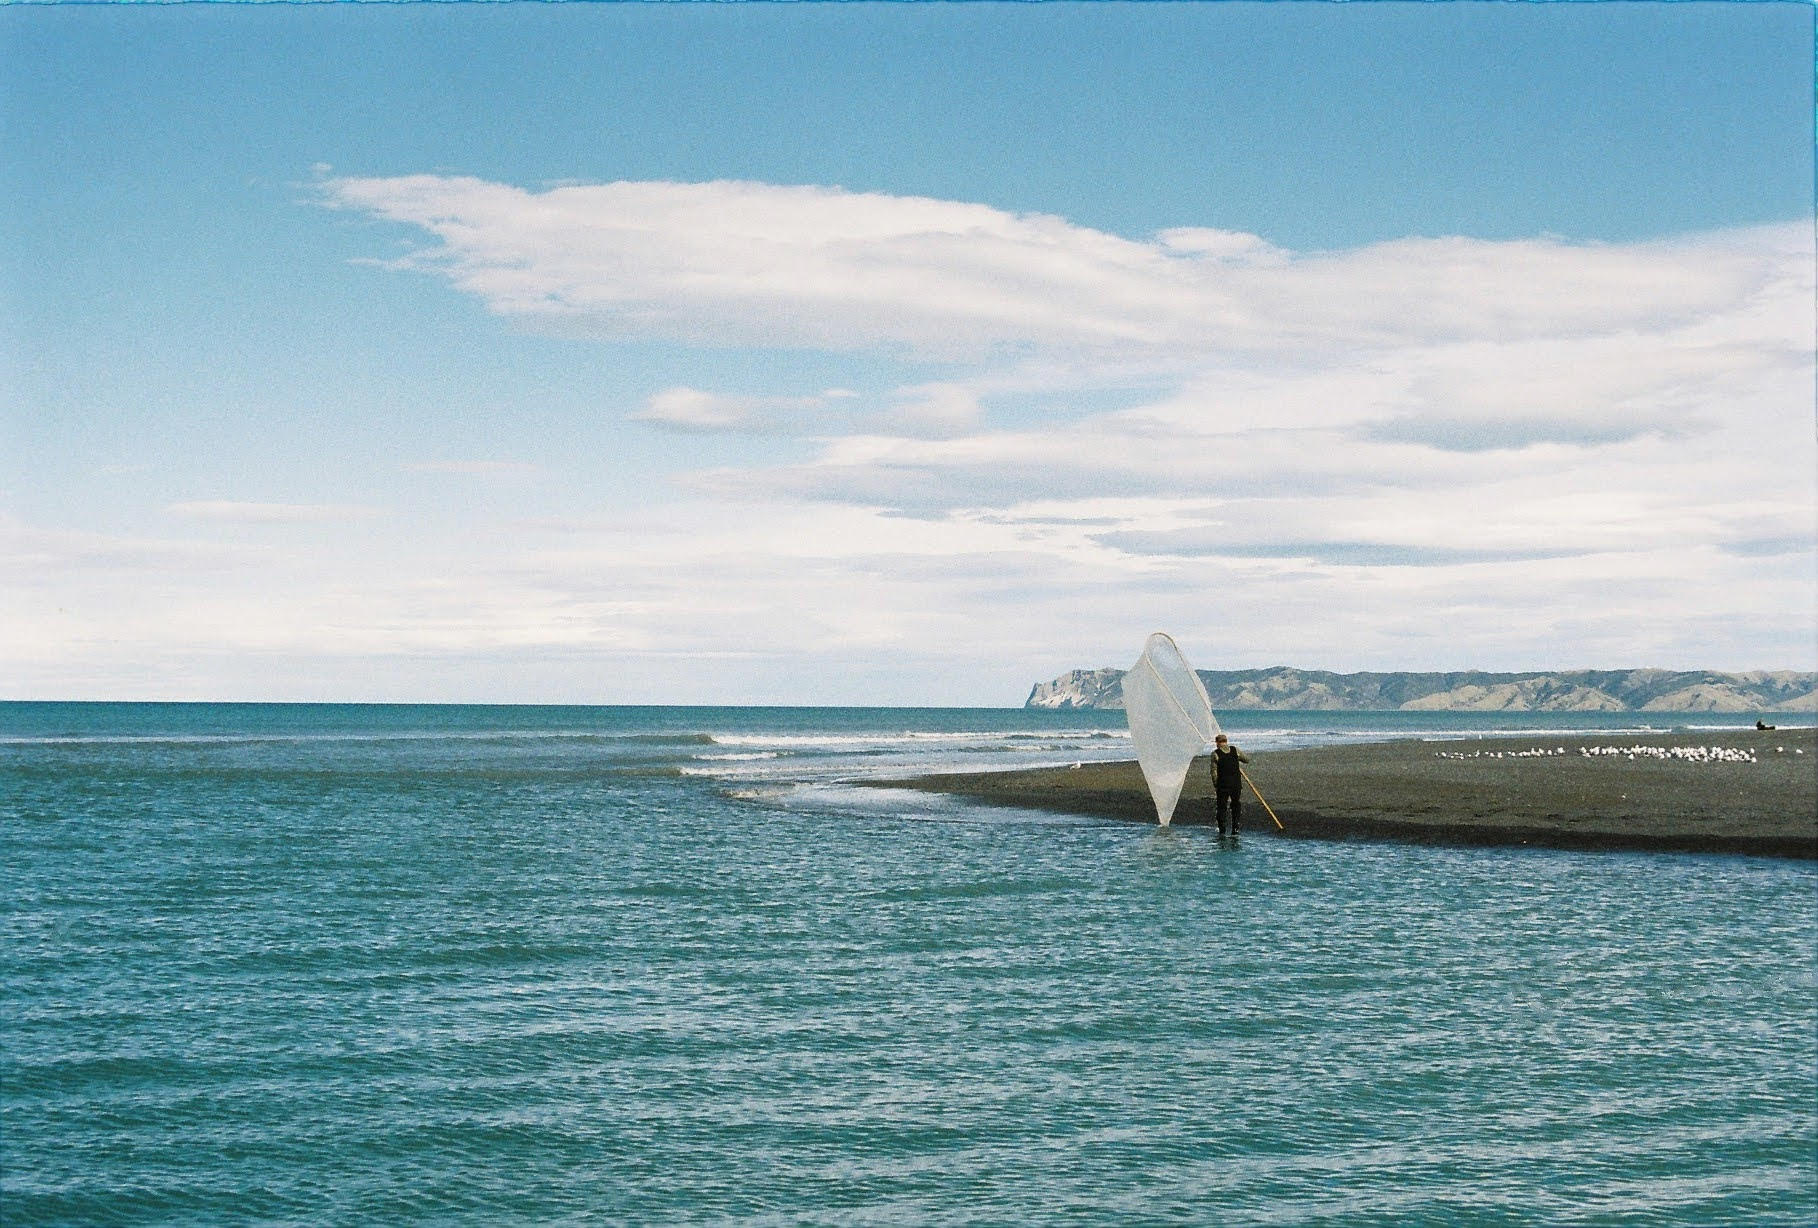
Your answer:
[1214,734,1228,742]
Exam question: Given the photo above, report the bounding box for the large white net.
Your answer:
[1123,632,1221,826]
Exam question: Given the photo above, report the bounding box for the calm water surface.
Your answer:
[4,704,1814,1225]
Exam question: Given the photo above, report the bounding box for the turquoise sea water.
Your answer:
[4,703,1814,1225]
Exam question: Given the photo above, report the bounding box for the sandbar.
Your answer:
[883,728,1817,858]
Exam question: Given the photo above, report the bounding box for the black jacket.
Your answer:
[1211,745,1250,790]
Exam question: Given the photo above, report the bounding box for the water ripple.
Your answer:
[5,722,1814,1225]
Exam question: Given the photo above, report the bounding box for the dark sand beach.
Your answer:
[886,727,1818,858]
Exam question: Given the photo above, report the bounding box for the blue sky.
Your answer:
[3,1,1814,704]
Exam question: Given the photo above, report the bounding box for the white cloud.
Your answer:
[872,383,984,438]
[632,381,981,439]
[0,515,255,575]
[404,460,539,476]
[17,181,1808,701]
[633,386,858,433]
[322,174,1790,361]
[165,501,381,524]
[637,387,763,431]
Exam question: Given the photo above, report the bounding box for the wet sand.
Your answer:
[883,728,1818,858]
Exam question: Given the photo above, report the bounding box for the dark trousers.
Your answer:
[1215,787,1242,835]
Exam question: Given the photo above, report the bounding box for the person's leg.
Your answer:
[1215,790,1230,836]
[1230,792,1242,835]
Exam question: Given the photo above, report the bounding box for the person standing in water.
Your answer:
[1211,733,1251,837]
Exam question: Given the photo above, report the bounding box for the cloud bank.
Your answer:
[15,176,1806,701]
[316,178,1817,638]
[322,176,1792,363]
[166,501,380,524]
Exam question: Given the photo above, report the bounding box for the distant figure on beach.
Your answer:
[1211,733,1252,837]
[1756,720,1776,731]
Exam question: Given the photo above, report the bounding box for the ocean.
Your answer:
[4,702,1814,1225]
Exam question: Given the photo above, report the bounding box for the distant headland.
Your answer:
[1026,667,1818,712]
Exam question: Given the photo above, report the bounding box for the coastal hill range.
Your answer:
[1026,667,1818,713]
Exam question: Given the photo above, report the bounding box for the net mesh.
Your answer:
[1123,632,1221,826]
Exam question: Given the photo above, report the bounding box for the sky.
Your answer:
[3,1,1814,706]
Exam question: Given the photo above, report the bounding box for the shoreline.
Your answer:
[881,728,1818,859]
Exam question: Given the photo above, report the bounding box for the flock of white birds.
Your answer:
[1433,744,1802,764]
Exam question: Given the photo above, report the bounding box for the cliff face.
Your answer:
[1025,668,1126,710]
[1024,666,1818,712]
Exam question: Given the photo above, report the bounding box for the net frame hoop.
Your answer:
[1138,632,1215,748]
